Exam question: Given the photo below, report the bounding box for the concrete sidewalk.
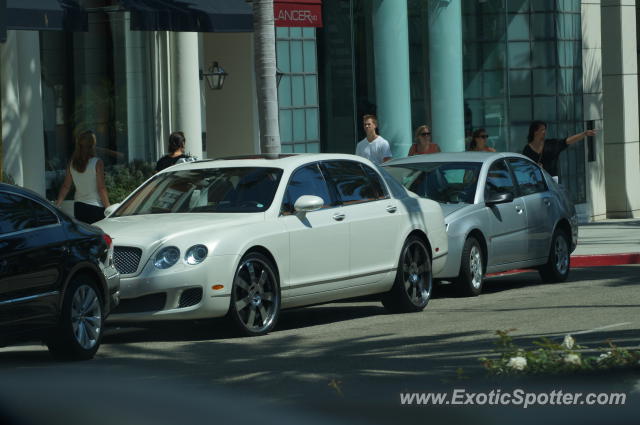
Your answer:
[572,218,640,266]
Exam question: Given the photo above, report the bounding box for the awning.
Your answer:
[274,0,322,28]
[3,0,87,32]
[121,0,253,33]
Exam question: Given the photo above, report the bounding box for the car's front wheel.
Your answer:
[47,275,104,361]
[228,252,281,336]
[382,236,432,313]
[455,236,484,296]
[538,229,570,283]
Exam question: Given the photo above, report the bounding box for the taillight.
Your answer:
[102,234,113,247]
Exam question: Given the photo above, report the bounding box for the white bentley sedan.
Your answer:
[96,154,447,336]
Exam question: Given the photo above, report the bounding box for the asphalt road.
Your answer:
[1,265,639,425]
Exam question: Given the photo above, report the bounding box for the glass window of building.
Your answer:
[277,27,321,154]
[40,3,155,200]
[462,1,585,202]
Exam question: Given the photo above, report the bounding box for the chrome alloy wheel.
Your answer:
[554,233,569,275]
[71,284,102,350]
[400,239,432,307]
[233,257,279,334]
[469,245,483,289]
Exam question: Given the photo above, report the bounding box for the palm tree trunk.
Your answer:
[251,0,281,157]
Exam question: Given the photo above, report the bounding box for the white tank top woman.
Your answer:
[70,157,103,207]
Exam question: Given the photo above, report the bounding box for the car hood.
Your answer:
[95,213,264,247]
[439,203,469,217]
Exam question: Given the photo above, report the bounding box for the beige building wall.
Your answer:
[601,0,640,218]
[581,1,607,221]
[202,33,258,159]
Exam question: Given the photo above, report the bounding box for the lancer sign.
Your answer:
[274,0,322,28]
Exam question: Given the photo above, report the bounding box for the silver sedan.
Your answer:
[383,152,578,296]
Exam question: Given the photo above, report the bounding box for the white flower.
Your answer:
[507,356,527,371]
[561,334,575,350]
[598,352,612,362]
[564,353,582,366]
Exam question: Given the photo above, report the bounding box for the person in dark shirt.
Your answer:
[156,131,191,172]
[522,121,596,180]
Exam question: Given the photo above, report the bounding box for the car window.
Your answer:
[113,167,283,215]
[508,158,547,196]
[485,160,516,198]
[0,192,58,235]
[362,164,389,200]
[323,161,380,205]
[281,163,334,214]
[384,162,481,204]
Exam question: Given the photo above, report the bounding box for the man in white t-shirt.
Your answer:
[355,114,392,165]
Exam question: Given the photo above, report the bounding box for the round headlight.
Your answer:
[154,246,180,269]
[185,244,208,265]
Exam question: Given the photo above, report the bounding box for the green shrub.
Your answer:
[480,329,640,376]
[104,160,155,204]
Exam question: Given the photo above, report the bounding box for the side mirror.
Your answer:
[485,192,514,206]
[294,195,324,213]
[104,203,121,218]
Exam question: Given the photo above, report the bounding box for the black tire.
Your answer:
[382,236,432,313]
[228,252,281,336]
[47,275,104,361]
[455,237,484,297]
[539,229,570,283]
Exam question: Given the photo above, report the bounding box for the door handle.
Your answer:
[386,205,397,213]
[515,205,523,214]
[543,198,551,207]
[332,213,346,221]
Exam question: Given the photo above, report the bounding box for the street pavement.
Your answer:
[1,218,639,425]
[1,264,639,425]
[572,218,640,267]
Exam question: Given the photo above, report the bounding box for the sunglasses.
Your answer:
[420,132,431,136]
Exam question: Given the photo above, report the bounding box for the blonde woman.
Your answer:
[408,125,441,156]
[56,130,110,223]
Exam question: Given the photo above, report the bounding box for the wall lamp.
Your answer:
[200,61,228,90]
[276,67,284,87]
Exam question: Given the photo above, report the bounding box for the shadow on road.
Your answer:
[1,266,639,425]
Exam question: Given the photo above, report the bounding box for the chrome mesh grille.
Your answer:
[113,246,142,274]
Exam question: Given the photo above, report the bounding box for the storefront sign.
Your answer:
[274,0,322,28]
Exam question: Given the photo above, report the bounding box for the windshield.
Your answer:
[385,162,482,204]
[112,167,283,216]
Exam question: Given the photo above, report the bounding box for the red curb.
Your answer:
[486,269,533,278]
[485,253,640,278]
[571,253,640,267]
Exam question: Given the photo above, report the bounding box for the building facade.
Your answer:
[1,0,639,221]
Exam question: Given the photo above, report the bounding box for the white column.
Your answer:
[17,31,45,196]
[601,0,640,218]
[582,1,606,221]
[1,30,23,186]
[372,0,413,158]
[170,32,202,160]
[428,0,465,152]
[123,13,151,161]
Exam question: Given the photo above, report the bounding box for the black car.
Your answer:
[0,183,119,360]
